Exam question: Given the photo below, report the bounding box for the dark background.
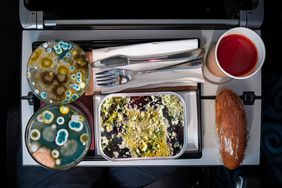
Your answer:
[0,0,21,186]
[1,0,282,187]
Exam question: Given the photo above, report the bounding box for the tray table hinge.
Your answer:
[21,91,34,105]
[240,0,264,28]
[19,0,43,29]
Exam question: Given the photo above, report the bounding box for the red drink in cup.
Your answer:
[206,27,265,79]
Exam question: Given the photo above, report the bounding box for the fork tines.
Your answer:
[95,70,118,86]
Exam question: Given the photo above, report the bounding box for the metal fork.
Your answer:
[95,50,204,86]
[96,69,137,86]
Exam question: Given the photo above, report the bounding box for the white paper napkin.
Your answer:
[92,39,200,60]
[92,39,204,93]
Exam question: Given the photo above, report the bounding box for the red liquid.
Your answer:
[217,34,258,76]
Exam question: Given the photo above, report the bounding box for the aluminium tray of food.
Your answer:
[98,92,187,161]
[94,91,200,160]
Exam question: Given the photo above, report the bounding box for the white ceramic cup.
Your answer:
[206,27,266,79]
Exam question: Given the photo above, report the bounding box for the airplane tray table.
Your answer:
[21,29,261,166]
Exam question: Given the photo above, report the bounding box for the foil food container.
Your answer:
[96,92,188,161]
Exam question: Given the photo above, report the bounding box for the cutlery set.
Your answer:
[94,48,204,86]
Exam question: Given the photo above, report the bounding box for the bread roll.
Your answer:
[215,89,247,170]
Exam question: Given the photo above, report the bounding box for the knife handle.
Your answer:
[128,48,204,64]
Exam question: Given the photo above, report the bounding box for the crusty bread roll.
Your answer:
[215,89,247,170]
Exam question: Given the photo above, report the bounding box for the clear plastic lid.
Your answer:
[98,92,187,161]
[25,105,91,170]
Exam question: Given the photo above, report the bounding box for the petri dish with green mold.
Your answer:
[25,105,91,170]
[26,40,90,104]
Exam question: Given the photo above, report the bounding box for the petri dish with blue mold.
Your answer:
[26,40,90,104]
[25,105,91,170]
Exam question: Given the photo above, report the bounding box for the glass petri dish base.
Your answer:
[25,105,91,170]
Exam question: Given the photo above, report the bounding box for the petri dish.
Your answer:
[25,105,91,170]
[98,92,187,161]
[26,40,90,104]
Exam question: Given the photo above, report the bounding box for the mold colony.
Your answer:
[26,40,90,104]
[26,105,91,170]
